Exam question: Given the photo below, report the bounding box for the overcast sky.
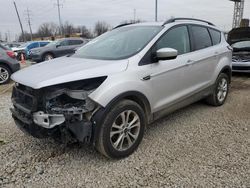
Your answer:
[0,0,250,41]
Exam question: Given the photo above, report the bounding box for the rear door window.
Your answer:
[191,26,212,50]
[69,40,83,45]
[209,29,221,45]
[40,42,49,47]
[60,40,69,46]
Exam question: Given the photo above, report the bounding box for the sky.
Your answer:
[0,0,250,41]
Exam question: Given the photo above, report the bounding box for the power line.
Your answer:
[25,8,33,40]
[13,1,26,42]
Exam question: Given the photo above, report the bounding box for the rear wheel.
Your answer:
[206,73,229,106]
[95,100,146,159]
[0,65,11,84]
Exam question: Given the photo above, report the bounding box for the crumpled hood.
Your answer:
[11,57,128,89]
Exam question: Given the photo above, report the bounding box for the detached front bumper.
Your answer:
[11,86,93,143]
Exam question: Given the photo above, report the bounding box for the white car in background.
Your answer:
[228,27,250,73]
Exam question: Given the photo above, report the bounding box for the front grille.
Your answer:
[232,66,250,71]
[12,86,38,113]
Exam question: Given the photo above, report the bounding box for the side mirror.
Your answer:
[56,44,61,48]
[156,48,178,61]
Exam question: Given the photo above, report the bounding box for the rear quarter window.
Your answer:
[209,29,221,45]
[191,26,212,51]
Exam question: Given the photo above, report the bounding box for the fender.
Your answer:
[91,91,152,145]
[212,55,232,84]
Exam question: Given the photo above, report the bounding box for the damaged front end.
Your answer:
[10,77,106,143]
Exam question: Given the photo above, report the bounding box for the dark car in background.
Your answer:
[12,41,50,60]
[30,38,88,63]
[0,44,20,84]
[228,27,250,73]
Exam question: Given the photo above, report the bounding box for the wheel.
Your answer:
[95,100,146,159]
[206,73,229,106]
[0,65,11,84]
[43,53,54,61]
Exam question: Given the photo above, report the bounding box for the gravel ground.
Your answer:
[0,74,249,187]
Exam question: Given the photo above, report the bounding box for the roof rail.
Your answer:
[162,18,215,26]
[113,23,134,29]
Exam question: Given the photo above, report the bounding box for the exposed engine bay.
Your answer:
[11,77,107,143]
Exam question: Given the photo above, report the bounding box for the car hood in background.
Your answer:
[227,27,250,45]
[11,57,128,89]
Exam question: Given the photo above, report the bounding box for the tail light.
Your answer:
[6,50,16,59]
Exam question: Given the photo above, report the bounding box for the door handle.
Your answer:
[186,60,194,65]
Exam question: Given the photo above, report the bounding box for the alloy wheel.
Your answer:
[110,110,141,151]
[217,78,228,103]
[0,67,9,84]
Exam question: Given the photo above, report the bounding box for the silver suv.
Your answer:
[11,18,232,159]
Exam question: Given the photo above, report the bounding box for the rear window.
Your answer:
[209,29,221,45]
[191,26,212,51]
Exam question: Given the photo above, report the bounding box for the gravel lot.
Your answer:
[0,74,249,187]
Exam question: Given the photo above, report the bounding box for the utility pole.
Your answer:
[54,0,63,36]
[25,8,33,41]
[13,1,26,42]
[155,0,158,21]
[133,9,136,23]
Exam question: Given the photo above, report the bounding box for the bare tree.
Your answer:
[63,21,75,37]
[94,21,110,36]
[80,26,92,38]
[37,22,58,38]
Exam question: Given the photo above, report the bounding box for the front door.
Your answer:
[149,25,193,112]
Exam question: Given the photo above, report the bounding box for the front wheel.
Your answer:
[206,73,229,106]
[95,100,146,159]
[43,53,54,61]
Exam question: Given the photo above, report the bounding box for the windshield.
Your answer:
[232,41,250,49]
[73,26,162,60]
[19,42,31,48]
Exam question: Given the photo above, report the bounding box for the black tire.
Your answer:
[0,64,11,85]
[206,73,229,106]
[95,100,146,159]
[43,53,54,61]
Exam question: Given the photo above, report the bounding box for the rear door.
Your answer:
[69,39,84,51]
[181,25,216,94]
[55,39,72,56]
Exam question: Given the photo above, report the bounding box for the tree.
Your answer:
[80,26,92,38]
[94,21,110,36]
[18,31,32,42]
[37,22,58,38]
[63,21,75,36]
